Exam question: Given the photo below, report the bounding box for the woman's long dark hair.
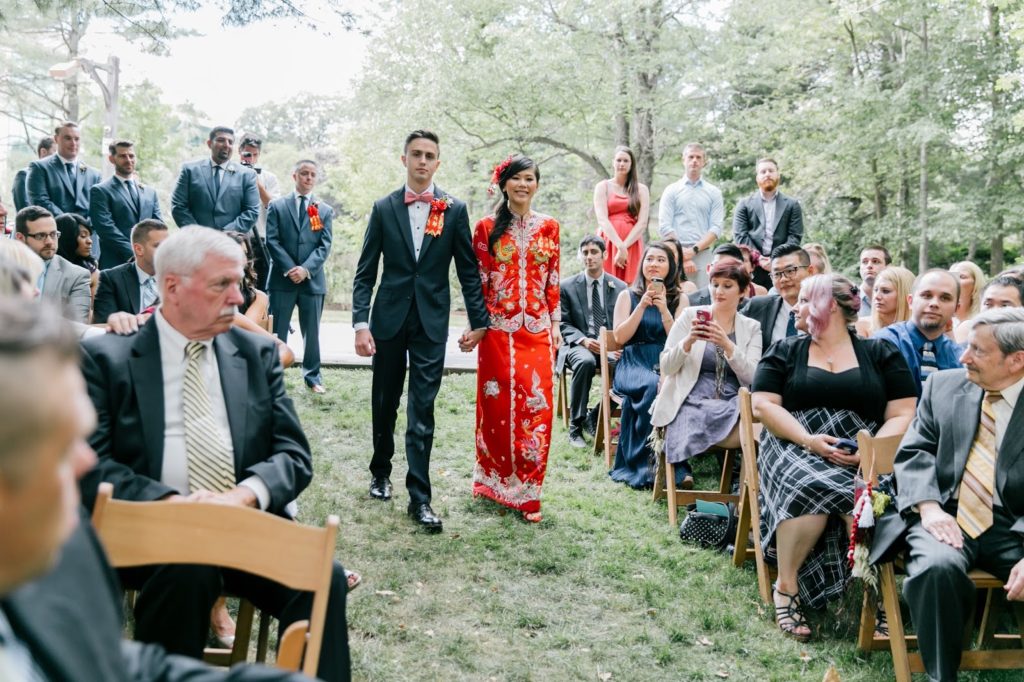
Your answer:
[628,241,680,313]
[225,230,259,309]
[55,213,96,271]
[670,240,689,285]
[488,155,540,255]
[614,145,641,218]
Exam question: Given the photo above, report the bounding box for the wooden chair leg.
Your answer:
[666,458,678,527]
[652,449,666,502]
[592,402,605,458]
[718,449,735,494]
[230,598,256,664]
[557,370,569,428]
[603,408,614,470]
[879,563,913,682]
[732,480,751,568]
[976,587,999,649]
[255,611,271,663]
[857,586,877,652]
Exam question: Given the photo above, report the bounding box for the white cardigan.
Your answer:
[650,305,763,428]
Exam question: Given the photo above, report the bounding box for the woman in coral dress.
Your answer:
[472,154,561,523]
[594,146,650,283]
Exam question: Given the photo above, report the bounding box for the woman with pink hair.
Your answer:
[751,274,917,641]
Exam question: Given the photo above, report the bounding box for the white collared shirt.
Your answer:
[153,310,269,508]
[295,192,312,220]
[585,272,605,310]
[761,190,778,253]
[405,183,434,259]
[992,375,1023,452]
[135,264,156,311]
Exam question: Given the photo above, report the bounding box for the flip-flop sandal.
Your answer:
[773,585,811,642]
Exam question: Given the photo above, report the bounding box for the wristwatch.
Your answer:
[693,244,702,254]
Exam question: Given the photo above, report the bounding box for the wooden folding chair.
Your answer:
[555,366,570,428]
[91,482,338,677]
[592,329,623,468]
[731,387,775,606]
[854,430,1024,681]
[652,445,739,528]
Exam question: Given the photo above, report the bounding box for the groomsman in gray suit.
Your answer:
[13,206,91,323]
[26,122,102,258]
[731,158,804,290]
[266,160,333,394]
[170,126,260,233]
[90,140,163,269]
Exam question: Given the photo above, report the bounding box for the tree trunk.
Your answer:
[991,231,1004,274]
[967,236,977,262]
[871,157,885,219]
[917,16,929,273]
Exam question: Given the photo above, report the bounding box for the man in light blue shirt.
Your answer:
[657,142,724,288]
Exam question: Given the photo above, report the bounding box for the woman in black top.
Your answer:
[752,273,917,640]
[55,213,98,311]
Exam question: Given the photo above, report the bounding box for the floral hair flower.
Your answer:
[487,155,516,196]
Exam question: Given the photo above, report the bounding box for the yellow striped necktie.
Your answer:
[956,391,1002,538]
[183,342,235,493]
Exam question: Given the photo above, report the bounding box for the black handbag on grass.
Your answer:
[678,501,737,551]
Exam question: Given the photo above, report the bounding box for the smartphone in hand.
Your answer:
[650,277,665,294]
[696,310,711,324]
[833,437,859,454]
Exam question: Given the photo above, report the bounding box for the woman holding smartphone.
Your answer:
[651,261,763,487]
[609,241,681,488]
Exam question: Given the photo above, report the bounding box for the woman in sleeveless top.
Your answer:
[594,146,649,284]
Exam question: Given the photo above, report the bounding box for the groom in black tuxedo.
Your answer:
[352,130,489,533]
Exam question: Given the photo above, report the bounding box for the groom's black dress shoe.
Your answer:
[369,476,393,501]
[408,503,443,533]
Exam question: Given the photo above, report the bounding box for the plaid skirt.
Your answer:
[758,407,878,610]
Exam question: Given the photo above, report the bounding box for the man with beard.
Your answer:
[876,269,962,395]
[731,158,804,290]
[857,244,891,318]
[171,126,260,234]
[90,140,163,269]
[13,206,91,323]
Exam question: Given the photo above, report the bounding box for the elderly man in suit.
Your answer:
[78,227,350,682]
[171,126,260,233]
[91,140,163,269]
[352,129,489,532]
[558,235,626,447]
[741,244,816,353]
[13,206,91,323]
[732,158,804,290]
[12,136,55,212]
[266,160,333,394]
[93,219,169,326]
[870,308,1024,681]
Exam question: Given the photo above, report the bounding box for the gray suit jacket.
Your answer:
[90,177,162,269]
[170,159,259,232]
[265,193,334,295]
[732,190,804,258]
[26,154,101,218]
[557,271,627,372]
[41,254,91,324]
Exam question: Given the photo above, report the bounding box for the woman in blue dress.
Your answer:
[609,241,682,488]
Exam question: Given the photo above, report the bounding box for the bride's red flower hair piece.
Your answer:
[487,155,516,196]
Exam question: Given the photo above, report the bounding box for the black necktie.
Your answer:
[65,162,76,188]
[591,279,605,335]
[125,179,140,211]
[298,195,307,227]
[785,310,797,337]
[213,165,222,196]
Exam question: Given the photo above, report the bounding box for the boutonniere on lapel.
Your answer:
[78,163,87,174]
[226,164,237,174]
[307,201,324,232]
[607,280,616,291]
[425,195,452,238]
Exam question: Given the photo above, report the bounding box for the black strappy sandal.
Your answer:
[773,585,812,642]
[874,607,889,638]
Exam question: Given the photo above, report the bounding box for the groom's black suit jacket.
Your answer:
[352,186,488,343]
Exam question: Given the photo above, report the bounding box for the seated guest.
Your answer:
[753,273,916,640]
[94,219,168,325]
[803,242,832,274]
[871,308,1024,682]
[685,243,744,307]
[669,239,699,296]
[981,274,1024,310]
[0,259,36,297]
[951,260,986,343]
[226,230,295,368]
[735,244,769,297]
[55,213,98,302]
[78,227,350,682]
[558,234,627,447]
[854,265,915,338]
[0,238,44,293]
[0,300,312,682]
[609,241,682,488]
[13,206,91,323]
[742,244,816,352]
[651,261,762,487]
[875,269,962,395]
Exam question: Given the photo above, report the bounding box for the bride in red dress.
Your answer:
[471,155,560,523]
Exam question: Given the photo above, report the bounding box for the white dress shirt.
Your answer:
[154,310,270,508]
[135,263,157,310]
[406,183,434,259]
[761,191,778,253]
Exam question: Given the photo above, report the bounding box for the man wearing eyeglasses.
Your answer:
[13,206,91,323]
[740,243,815,352]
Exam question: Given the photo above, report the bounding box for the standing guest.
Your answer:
[26,122,102,259]
[684,243,745,307]
[14,206,90,323]
[657,142,723,288]
[266,160,333,393]
[351,130,489,533]
[90,140,163,270]
[237,134,280,290]
[55,213,98,301]
[854,265,915,338]
[652,261,762,487]
[857,244,891,318]
[981,274,1024,310]
[875,269,962,395]
[951,260,987,343]
[558,235,627,448]
[736,244,769,297]
[12,136,55,212]
[803,243,832,274]
[609,241,683,488]
[871,308,1024,681]
[731,157,804,289]
[753,274,916,639]
[171,126,260,233]
[594,146,649,284]
[78,227,351,681]
[742,244,817,352]
[93,220,168,325]
[472,155,560,522]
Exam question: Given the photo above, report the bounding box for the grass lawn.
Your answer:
[285,367,1017,681]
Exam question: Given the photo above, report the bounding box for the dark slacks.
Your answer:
[270,288,325,387]
[121,561,350,682]
[368,302,446,507]
[563,343,599,424]
[903,503,1024,682]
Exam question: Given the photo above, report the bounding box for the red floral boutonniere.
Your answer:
[308,201,323,232]
[425,195,451,238]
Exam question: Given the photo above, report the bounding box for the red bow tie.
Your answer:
[404,190,434,205]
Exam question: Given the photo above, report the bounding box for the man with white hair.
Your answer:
[79,226,351,681]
